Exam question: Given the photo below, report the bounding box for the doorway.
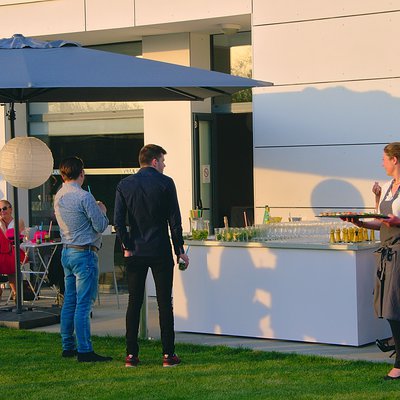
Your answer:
[214,113,254,228]
[193,112,254,230]
[193,115,213,227]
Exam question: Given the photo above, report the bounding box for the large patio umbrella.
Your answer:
[0,34,269,103]
[0,33,271,318]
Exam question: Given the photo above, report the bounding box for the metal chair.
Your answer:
[97,234,119,309]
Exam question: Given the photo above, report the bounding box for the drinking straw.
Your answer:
[48,220,53,239]
[223,216,229,229]
[243,211,248,227]
[87,185,91,194]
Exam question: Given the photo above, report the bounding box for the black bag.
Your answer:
[23,280,35,301]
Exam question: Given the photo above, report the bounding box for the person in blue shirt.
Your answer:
[114,144,189,367]
[54,156,112,363]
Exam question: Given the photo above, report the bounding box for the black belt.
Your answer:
[64,244,98,252]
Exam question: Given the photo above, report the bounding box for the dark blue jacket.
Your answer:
[114,167,184,258]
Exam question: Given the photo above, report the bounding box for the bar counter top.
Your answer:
[184,238,381,251]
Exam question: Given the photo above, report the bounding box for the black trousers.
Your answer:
[388,320,400,368]
[125,255,175,356]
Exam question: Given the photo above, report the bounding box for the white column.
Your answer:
[142,33,211,233]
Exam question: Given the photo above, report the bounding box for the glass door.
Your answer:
[193,114,213,230]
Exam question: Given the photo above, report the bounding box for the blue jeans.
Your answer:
[60,248,99,353]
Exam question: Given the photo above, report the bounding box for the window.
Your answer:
[211,31,252,109]
[28,41,143,228]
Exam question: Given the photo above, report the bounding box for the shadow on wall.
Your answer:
[174,244,381,345]
[254,86,400,147]
[311,179,365,209]
[253,86,396,214]
[174,246,269,338]
[253,85,400,180]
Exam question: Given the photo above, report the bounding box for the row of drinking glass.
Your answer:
[214,221,376,242]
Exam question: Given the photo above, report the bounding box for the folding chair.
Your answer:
[97,234,119,309]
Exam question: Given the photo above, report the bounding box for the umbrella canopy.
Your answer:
[0,34,271,103]
[0,34,271,314]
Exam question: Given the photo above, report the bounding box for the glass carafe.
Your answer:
[190,218,209,240]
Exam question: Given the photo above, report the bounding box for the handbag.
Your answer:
[23,280,35,301]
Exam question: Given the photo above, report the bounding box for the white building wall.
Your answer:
[252,2,400,221]
[3,1,398,226]
[0,0,85,37]
[253,0,400,25]
[135,0,251,25]
[143,33,211,233]
[86,0,135,30]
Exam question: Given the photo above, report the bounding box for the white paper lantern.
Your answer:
[0,137,54,189]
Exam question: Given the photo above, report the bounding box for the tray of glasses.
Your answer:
[317,212,388,219]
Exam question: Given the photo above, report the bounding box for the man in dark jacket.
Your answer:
[114,144,189,368]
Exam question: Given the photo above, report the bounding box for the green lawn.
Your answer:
[0,327,399,400]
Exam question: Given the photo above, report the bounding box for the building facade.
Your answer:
[0,0,398,229]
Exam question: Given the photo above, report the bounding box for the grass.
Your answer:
[0,327,399,400]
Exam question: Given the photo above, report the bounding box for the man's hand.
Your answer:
[178,253,189,268]
[124,249,133,257]
[97,201,107,214]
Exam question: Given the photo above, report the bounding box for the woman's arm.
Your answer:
[0,217,6,233]
[382,214,400,228]
[341,217,382,230]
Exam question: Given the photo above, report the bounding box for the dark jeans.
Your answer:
[125,255,175,356]
[388,320,400,368]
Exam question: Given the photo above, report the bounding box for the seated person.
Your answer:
[0,199,25,299]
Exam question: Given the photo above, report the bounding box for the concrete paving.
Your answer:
[20,291,395,365]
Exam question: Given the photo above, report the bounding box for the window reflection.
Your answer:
[212,31,252,105]
[27,41,144,229]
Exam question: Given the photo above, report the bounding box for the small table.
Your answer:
[20,241,61,303]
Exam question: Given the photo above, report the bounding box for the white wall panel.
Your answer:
[253,13,400,85]
[143,33,190,64]
[253,79,400,147]
[135,0,251,25]
[142,34,197,233]
[86,0,134,30]
[144,101,193,233]
[253,145,388,222]
[253,0,400,25]
[0,0,85,37]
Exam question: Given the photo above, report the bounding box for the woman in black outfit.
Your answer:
[345,142,400,380]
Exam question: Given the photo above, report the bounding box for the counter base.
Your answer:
[173,243,391,346]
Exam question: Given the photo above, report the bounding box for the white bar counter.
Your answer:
[173,240,391,346]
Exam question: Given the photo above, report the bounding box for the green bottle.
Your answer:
[263,205,270,224]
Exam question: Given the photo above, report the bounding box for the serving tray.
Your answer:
[317,212,388,219]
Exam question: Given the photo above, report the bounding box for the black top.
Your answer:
[114,167,184,258]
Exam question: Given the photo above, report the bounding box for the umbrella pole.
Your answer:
[7,102,23,314]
